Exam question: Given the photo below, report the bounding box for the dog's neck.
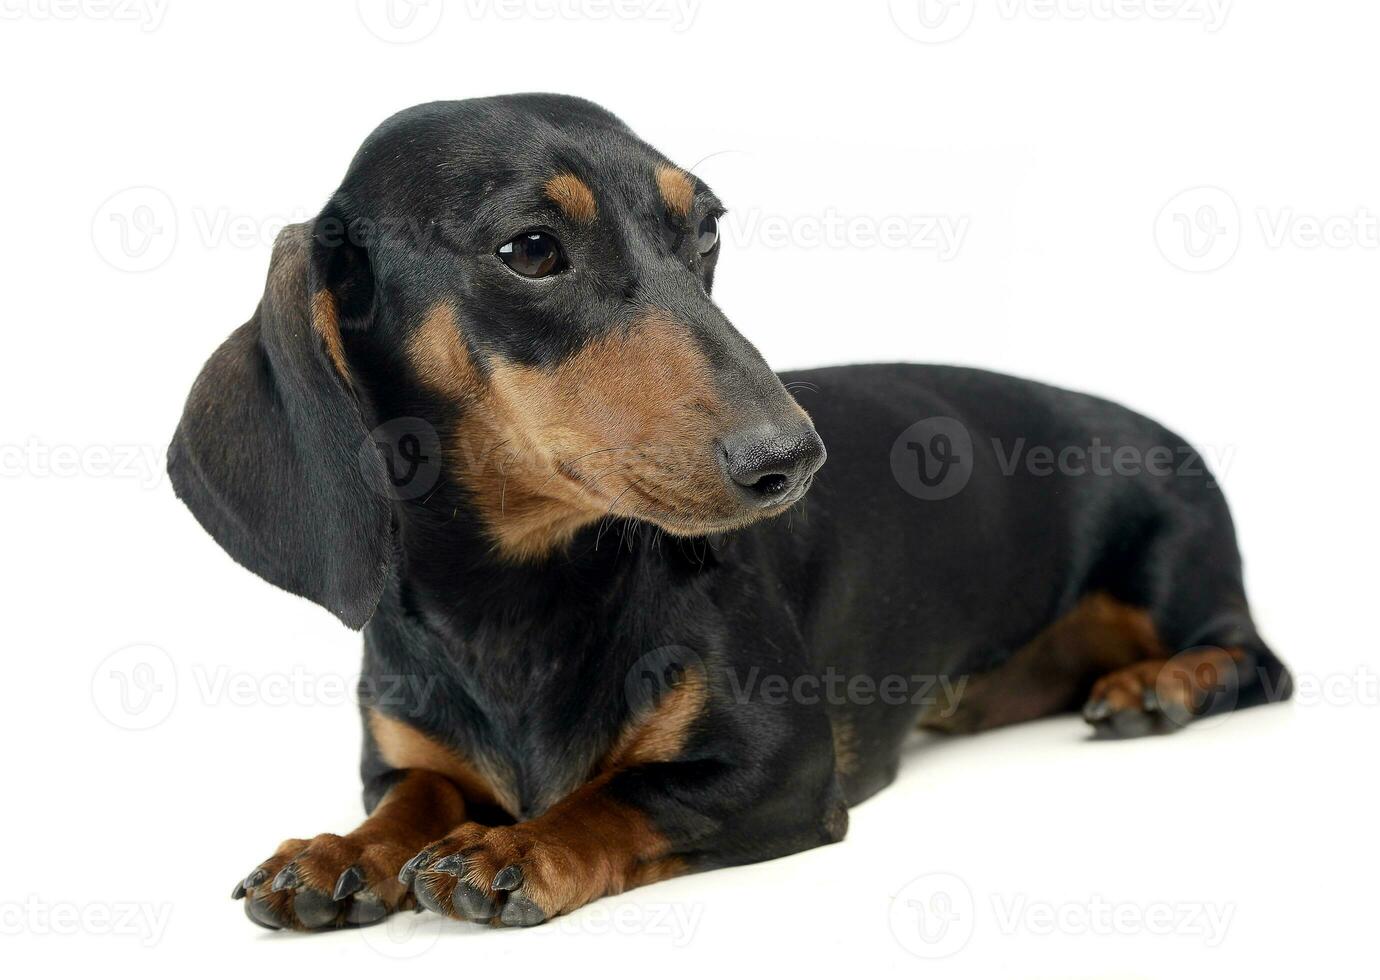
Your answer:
[391,490,723,638]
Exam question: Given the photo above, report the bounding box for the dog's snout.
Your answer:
[719,424,826,507]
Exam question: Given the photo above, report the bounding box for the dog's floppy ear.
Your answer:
[168,222,393,629]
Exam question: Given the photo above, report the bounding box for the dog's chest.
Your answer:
[434,636,640,820]
[370,567,706,821]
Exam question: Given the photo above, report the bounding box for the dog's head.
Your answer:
[170,95,824,627]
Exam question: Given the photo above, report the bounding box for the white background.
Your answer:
[2,1,1375,977]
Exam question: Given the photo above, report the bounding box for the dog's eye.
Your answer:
[497,232,567,278]
[696,214,720,255]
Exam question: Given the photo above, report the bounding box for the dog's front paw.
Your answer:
[401,823,587,928]
[234,833,414,930]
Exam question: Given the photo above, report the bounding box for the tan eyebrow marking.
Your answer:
[544,172,598,223]
[655,165,695,218]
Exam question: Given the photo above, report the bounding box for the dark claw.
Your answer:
[270,863,301,893]
[333,865,366,901]
[492,865,523,892]
[294,889,339,929]
[231,880,247,900]
[452,882,498,920]
[500,894,547,928]
[399,850,432,885]
[244,867,270,889]
[1082,699,1112,723]
[431,853,467,874]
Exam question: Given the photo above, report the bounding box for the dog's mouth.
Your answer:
[556,436,822,537]
[625,477,816,535]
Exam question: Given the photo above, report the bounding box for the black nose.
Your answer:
[719,424,827,507]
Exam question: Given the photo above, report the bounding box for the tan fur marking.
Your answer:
[655,164,695,218]
[544,172,598,223]
[406,302,748,562]
[310,289,351,385]
[368,707,520,817]
[603,668,708,770]
[407,302,484,401]
[525,775,675,912]
[831,717,861,776]
[627,855,692,889]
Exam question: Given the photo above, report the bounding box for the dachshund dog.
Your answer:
[169,94,1292,931]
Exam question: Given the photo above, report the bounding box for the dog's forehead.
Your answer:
[544,152,698,217]
[337,99,714,251]
[475,124,699,215]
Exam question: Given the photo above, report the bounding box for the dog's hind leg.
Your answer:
[920,592,1166,734]
[924,482,1291,738]
[1081,480,1293,737]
